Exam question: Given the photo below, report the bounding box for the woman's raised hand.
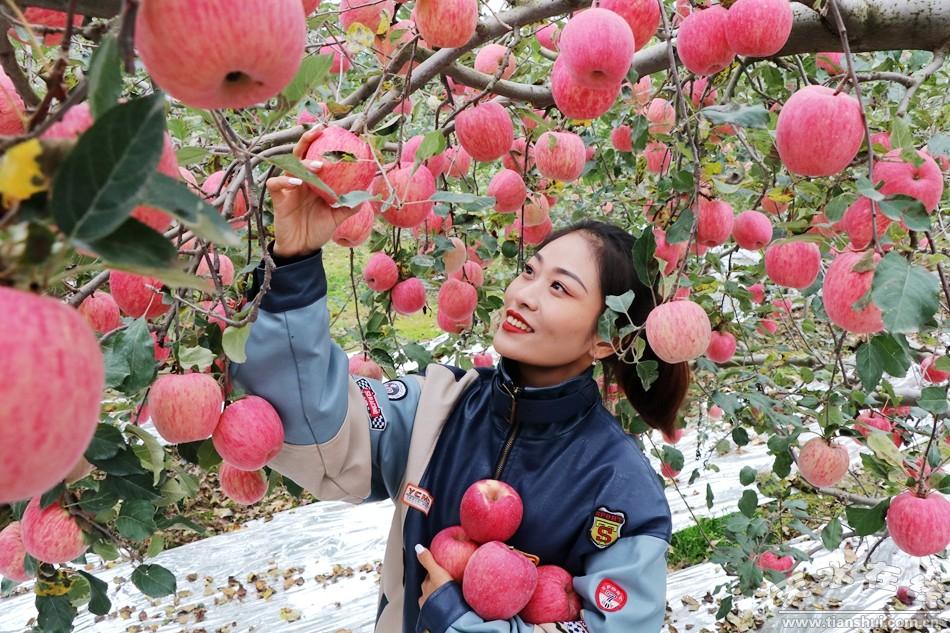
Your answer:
[266,125,361,258]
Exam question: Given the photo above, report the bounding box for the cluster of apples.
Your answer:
[147,375,284,505]
[429,479,581,623]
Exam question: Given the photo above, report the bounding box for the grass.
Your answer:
[322,246,440,350]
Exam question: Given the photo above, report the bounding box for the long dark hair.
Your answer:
[536,220,690,437]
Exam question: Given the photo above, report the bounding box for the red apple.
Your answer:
[135,0,306,110]
[391,277,427,315]
[644,141,672,174]
[599,0,660,52]
[148,373,224,444]
[213,396,284,471]
[430,525,479,582]
[725,0,793,57]
[474,43,517,80]
[921,355,949,384]
[535,23,560,51]
[533,131,586,182]
[304,126,376,205]
[363,252,400,292]
[519,565,581,624]
[373,165,436,229]
[872,149,943,213]
[0,522,31,582]
[885,490,950,557]
[551,56,621,120]
[764,240,820,289]
[646,98,675,135]
[488,169,527,212]
[839,197,891,250]
[340,0,395,30]
[645,300,711,363]
[695,198,734,247]
[557,8,635,89]
[20,498,87,564]
[756,550,794,575]
[413,0,477,49]
[219,463,268,505]
[775,85,864,177]
[706,331,737,363]
[462,541,538,620]
[797,436,850,488]
[455,102,514,162]
[732,210,772,250]
[676,5,735,76]
[332,202,375,248]
[459,479,524,543]
[822,250,884,334]
[450,261,485,288]
[78,291,122,333]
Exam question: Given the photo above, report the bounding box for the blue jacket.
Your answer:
[231,248,673,633]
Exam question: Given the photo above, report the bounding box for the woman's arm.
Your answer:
[415,532,668,633]
[229,247,424,503]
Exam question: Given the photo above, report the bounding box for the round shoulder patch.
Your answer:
[384,379,408,401]
[595,578,627,612]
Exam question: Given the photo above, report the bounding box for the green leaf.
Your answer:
[823,193,854,222]
[889,117,914,150]
[877,196,930,231]
[699,104,769,129]
[403,342,432,369]
[846,498,890,536]
[40,482,66,509]
[222,324,252,363]
[139,173,240,247]
[739,465,757,486]
[855,177,884,202]
[178,345,216,372]
[277,53,333,112]
[820,516,843,550]
[36,595,77,632]
[77,570,112,616]
[716,595,733,620]
[87,35,122,118]
[918,386,948,414]
[665,209,694,244]
[263,154,334,196]
[95,446,146,476]
[131,564,176,598]
[126,425,166,486]
[117,499,158,541]
[197,439,222,470]
[867,431,903,468]
[100,318,156,394]
[855,334,912,391]
[52,93,167,241]
[605,290,635,314]
[416,130,447,162]
[100,473,162,501]
[332,190,376,209]
[632,228,658,288]
[429,191,496,209]
[670,169,694,193]
[74,217,177,270]
[636,360,658,391]
[706,483,714,509]
[660,445,684,471]
[871,252,939,333]
[926,133,950,159]
[732,427,750,447]
[146,534,166,559]
[85,424,125,461]
[935,356,950,372]
[738,490,758,518]
[175,146,209,166]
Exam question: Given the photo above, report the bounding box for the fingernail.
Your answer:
[414,544,425,555]
[287,177,303,186]
[309,160,323,169]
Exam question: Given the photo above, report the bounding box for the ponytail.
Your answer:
[537,220,691,436]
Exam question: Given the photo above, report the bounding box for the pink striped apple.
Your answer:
[78,291,122,333]
[764,240,820,289]
[450,261,485,288]
[645,300,712,363]
[732,210,772,250]
[611,125,633,152]
[557,8,635,89]
[725,0,793,57]
[202,170,249,229]
[646,98,676,135]
[551,57,621,120]
[775,85,864,177]
[695,198,734,247]
[20,498,86,564]
[373,165,436,229]
[109,271,169,319]
[392,277,427,315]
[872,149,943,213]
[413,0,477,49]
[460,479,524,543]
[706,331,737,363]
[304,126,376,205]
[219,463,269,505]
[340,0,395,31]
[363,252,400,291]
[0,522,30,582]
[438,279,477,320]
[822,250,884,334]
[463,541,538,620]
[921,355,950,384]
[885,490,950,557]
[148,373,224,444]
[213,396,285,471]
[519,565,581,624]
[644,141,672,174]
[349,352,383,380]
[474,44,517,80]
[599,0,660,52]
[430,525,479,582]
[797,437,850,488]
[135,0,306,110]
[676,5,735,76]
[488,169,527,212]
[534,131,586,182]
[455,102,514,162]
[332,202,375,247]
[0,288,104,503]
[839,197,891,250]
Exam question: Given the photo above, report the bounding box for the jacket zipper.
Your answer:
[493,382,522,480]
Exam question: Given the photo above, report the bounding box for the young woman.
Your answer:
[231,127,690,633]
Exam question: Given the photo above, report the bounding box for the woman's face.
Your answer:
[492,231,613,387]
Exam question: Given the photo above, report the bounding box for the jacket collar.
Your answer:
[491,357,601,434]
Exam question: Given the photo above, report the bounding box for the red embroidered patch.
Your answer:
[355,378,386,431]
[595,578,627,612]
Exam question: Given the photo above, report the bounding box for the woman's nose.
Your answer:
[510,278,540,311]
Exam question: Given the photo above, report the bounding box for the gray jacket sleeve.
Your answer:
[229,248,421,503]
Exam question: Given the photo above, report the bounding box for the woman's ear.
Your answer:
[590,336,615,361]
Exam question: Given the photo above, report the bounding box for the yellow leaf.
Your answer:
[346,22,375,52]
[0,139,47,204]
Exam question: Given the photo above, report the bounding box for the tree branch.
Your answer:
[0,19,38,106]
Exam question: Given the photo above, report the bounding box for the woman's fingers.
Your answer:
[292,124,325,159]
[265,176,304,209]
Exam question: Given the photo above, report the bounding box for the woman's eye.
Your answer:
[552,281,566,293]
[523,265,534,276]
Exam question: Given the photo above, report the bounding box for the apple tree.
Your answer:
[0,0,948,629]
